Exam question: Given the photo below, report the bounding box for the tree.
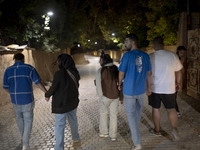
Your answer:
[0,0,182,51]
[145,0,180,45]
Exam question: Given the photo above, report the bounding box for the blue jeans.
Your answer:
[99,97,119,138]
[13,101,35,146]
[124,94,145,145]
[54,108,80,150]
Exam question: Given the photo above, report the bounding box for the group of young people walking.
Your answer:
[95,34,185,150]
[3,34,186,150]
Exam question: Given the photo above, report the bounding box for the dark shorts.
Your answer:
[148,92,176,109]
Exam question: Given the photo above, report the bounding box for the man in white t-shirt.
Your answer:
[148,37,182,141]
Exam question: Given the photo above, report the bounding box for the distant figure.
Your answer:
[118,34,152,150]
[175,46,187,117]
[45,54,81,150]
[95,51,119,141]
[3,53,47,150]
[148,37,182,141]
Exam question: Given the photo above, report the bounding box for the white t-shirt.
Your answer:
[149,50,183,94]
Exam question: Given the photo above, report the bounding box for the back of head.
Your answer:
[177,46,186,52]
[100,51,113,67]
[13,53,24,61]
[152,37,164,50]
[57,54,75,69]
[126,34,138,43]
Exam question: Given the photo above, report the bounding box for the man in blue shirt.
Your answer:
[3,53,47,150]
[118,34,151,150]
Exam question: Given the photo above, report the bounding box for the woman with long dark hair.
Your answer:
[45,54,81,150]
[95,51,120,141]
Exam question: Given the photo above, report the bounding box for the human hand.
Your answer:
[45,97,50,102]
[118,85,122,91]
[176,83,181,91]
[146,88,152,96]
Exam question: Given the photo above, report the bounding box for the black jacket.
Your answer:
[45,69,79,114]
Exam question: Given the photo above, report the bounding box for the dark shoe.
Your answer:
[149,128,162,136]
[132,145,142,150]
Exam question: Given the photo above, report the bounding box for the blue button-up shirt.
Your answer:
[3,61,41,105]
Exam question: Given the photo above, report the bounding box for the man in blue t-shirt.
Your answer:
[118,34,151,150]
[3,53,47,150]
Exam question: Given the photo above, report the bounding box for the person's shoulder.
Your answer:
[163,50,177,58]
[138,50,150,58]
[121,51,129,59]
[5,63,17,72]
[123,51,129,56]
[6,65,14,70]
[23,63,36,70]
[53,70,63,79]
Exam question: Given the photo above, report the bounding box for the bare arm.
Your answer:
[146,71,152,96]
[175,70,182,91]
[118,71,125,91]
[37,82,49,101]
[37,82,47,93]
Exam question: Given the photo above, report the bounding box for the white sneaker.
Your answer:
[111,138,116,141]
[22,145,30,150]
[171,128,180,141]
[132,145,142,150]
[99,133,108,138]
[177,112,181,118]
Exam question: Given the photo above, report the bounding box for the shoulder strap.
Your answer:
[66,69,78,89]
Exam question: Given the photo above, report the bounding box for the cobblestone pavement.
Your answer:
[0,55,200,150]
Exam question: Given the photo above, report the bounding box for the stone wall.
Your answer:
[187,28,200,100]
[0,48,89,106]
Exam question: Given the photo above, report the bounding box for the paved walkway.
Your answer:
[0,55,200,150]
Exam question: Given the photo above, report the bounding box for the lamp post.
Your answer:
[42,11,54,30]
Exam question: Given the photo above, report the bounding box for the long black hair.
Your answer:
[57,54,80,81]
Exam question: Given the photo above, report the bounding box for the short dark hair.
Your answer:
[152,37,164,45]
[126,34,138,43]
[177,46,187,51]
[13,53,24,61]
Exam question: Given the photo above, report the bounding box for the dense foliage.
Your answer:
[0,0,183,51]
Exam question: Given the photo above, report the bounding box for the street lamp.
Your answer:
[112,33,115,36]
[42,11,54,30]
[47,11,53,16]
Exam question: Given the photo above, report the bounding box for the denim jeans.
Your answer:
[99,96,119,138]
[54,108,80,150]
[13,101,35,147]
[124,94,145,145]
